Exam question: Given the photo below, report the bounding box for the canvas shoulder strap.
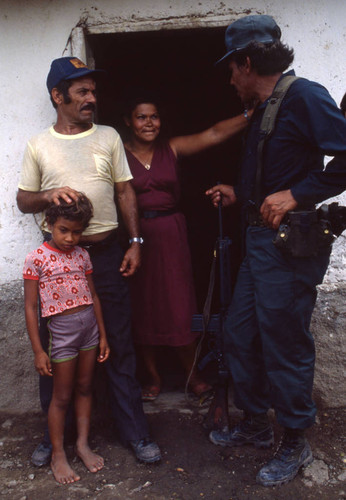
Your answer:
[255,75,299,208]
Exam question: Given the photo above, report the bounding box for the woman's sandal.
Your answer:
[142,385,161,402]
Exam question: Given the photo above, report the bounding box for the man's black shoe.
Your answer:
[130,437,161,464]
[31,442,52,467]
[256,434,313,486]
[209,415,274,449]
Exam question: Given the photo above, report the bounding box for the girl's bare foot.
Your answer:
[76,444,104,473]
[51,451,80,484]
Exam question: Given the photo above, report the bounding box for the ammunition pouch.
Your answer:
[319,202,346,237]
[273,209,334,257]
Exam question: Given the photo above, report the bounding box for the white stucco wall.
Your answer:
[1,0,345,285]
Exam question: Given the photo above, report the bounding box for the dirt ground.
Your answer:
[0,390,345,500]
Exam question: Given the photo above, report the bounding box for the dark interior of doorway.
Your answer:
[88,27,245,389]
[88,28,241,311]
[88,27,244,313]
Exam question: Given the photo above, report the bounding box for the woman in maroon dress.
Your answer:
[124,97,250,401]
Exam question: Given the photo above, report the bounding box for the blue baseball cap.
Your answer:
[216,15,281,65]
[46,57,105,94]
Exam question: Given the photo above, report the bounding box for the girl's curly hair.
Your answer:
[45,193,93,229]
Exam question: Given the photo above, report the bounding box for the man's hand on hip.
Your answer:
[260,189,298,229]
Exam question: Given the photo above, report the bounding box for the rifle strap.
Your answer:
[255,75,299,208]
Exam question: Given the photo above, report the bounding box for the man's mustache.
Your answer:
[81,104,96,112]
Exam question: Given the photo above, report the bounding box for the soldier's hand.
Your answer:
[260,189,298,229]
[205,184,237,208]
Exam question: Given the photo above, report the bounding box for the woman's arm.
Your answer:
[86,274,110,363]
[169,111,251,158]
[24,279,52,376]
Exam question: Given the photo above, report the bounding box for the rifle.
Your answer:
[191,189,232,431]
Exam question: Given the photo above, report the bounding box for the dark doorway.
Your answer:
[88,27,244,312]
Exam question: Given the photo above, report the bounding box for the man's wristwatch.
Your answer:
[129,237,144,244]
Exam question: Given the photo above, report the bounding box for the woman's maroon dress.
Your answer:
[126,143,198,346]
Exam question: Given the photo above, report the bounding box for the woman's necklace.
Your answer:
[129,147,153,170]
[139,153,152,170]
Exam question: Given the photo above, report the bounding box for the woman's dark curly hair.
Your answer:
[45,193,93,229]
[230,40,294,75]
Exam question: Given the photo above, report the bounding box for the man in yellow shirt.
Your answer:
[17,57,161,466]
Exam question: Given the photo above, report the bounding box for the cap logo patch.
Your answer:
[70,58,87,69]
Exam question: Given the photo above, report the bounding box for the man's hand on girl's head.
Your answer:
[44,186,81,206]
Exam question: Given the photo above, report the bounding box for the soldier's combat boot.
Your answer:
[209,413,274,449]
[256,429,313,486]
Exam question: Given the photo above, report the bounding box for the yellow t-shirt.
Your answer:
[19,124,133,235]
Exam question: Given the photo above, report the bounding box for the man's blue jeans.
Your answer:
[88,237,148,442]
[224,226,330,429]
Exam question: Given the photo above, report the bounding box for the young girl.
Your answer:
[23,195,110,485]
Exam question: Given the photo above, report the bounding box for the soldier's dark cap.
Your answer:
[216,15,281,65]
